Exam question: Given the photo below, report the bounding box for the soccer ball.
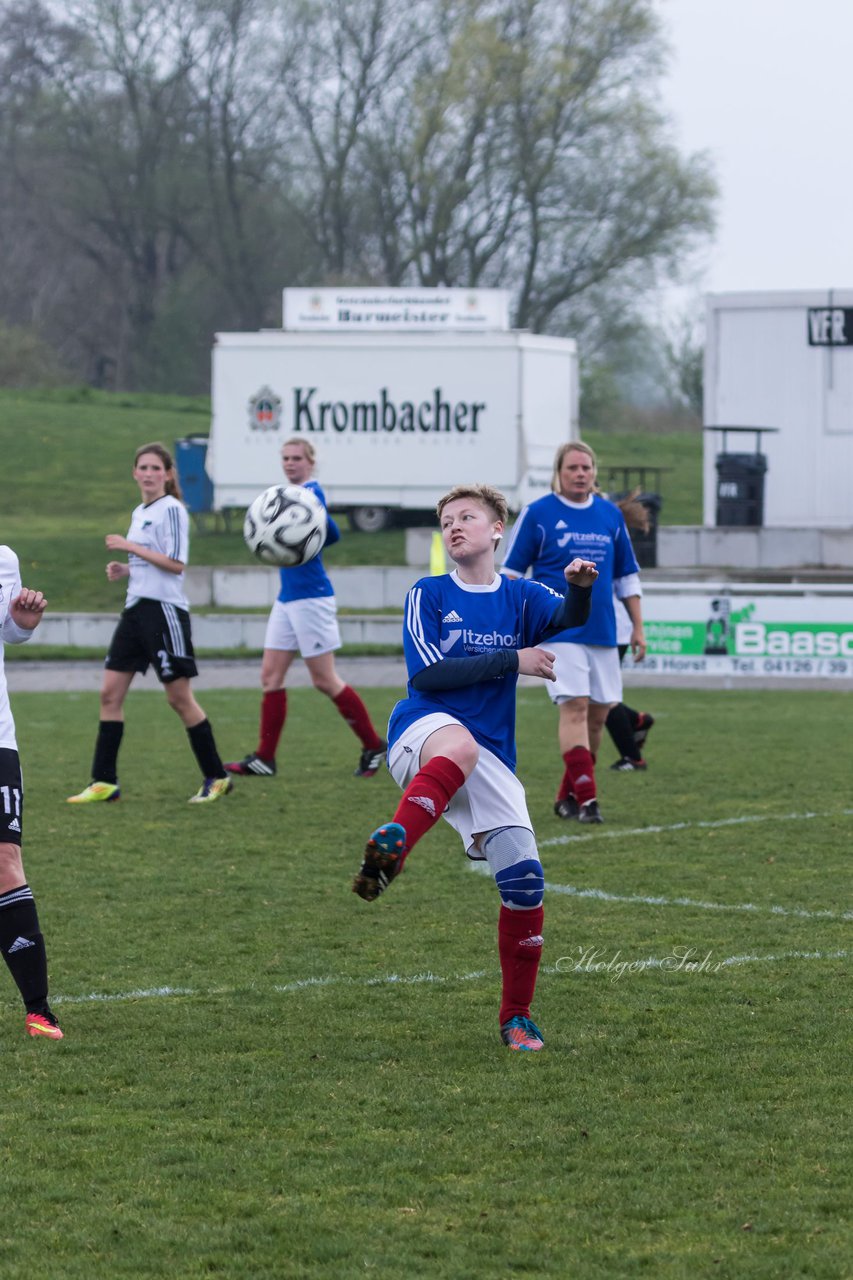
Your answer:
[243,484,328,567]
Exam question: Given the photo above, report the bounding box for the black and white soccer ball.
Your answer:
[243,484,328,567]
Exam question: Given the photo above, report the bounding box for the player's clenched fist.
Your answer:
[10,589,47,629]
[517,646,557,681]
[563,558,598,588]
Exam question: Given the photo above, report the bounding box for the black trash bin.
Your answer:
[715,453,767,526]
[175,435,214,514]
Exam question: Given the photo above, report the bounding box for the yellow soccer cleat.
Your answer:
[67,782,120,804]
[188,776,233,804]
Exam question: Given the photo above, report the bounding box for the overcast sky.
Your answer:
[657,0,853,299]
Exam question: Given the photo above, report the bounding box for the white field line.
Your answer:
[539,806,853,849]
[469,858,852,922]
[49,948,850,1009]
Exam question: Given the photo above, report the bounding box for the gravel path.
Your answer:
[6,658,849,693]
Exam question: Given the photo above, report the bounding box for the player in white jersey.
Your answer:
[0,547,63,1038]
[502,442,646,824]
[224,438,386,780]
[351,483,598,1052]
[67,443,232,805]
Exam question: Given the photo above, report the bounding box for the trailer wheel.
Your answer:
[350,505,393,533]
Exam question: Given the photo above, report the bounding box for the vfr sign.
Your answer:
[807,307,853,345]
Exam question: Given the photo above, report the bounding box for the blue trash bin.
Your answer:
[175,436,214,514]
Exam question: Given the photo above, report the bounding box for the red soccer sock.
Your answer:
[333,685,383,750]
[257,690,287,761]
[498,905,544,1025]
[391,756,465,859]
[560,745,597,806]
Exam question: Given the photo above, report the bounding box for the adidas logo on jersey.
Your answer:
[8,936,34,953]
[442,610,463,623]
[6,817,20,832]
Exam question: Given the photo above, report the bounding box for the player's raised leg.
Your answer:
[353,724,473,901]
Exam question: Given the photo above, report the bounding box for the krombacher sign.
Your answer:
[292,386,485,433]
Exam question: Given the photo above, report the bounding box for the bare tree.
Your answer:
[0,0,716,390]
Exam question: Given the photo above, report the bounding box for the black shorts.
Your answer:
[0,747,23,846]
[106,598,199,684]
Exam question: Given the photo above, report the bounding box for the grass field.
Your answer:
[3,683,850,1278]
[1,388,701,612]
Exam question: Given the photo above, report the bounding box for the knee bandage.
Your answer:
[482,826,544,910]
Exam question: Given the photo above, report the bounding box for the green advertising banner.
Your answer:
[637,588,853,679]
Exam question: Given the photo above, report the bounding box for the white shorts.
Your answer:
[387,712,532,859]
[541,642,623,706]
[263,597,342,657]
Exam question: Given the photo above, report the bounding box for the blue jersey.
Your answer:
[276,480,341,604]
[389,571,564,772]
[502,493,639,647]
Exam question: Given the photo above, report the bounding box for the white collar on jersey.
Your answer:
[449,569,502,593]
[555,493,594,510]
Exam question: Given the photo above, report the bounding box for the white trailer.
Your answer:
[704,289,853,528]
[207,327,578,530]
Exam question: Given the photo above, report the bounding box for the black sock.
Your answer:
[187,719,225,779]
[605,702,642,761]
[91,720,124,784]
[0,885,49,1012]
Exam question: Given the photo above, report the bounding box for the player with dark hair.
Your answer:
[0,548,63,1037]
[502,442,645,823]
[604,492,655,771]
[352,483,598,1052]
[225,438,386,779]
[606,590,655,770]
[67,442,232,805]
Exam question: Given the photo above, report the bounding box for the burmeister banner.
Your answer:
[282,287,511,333]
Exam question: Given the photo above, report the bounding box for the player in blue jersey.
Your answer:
[351,483,598,1052]
[225,439,386,779]
[502,442,646,824]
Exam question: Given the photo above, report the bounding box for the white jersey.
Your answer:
[0,545,36,750]
[124,495,190,610]
[614,589,632,646]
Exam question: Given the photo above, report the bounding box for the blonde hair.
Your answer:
[134,442,182,500]
[436,484,509,527]
[552,440,597,494]
[281,438,316,467]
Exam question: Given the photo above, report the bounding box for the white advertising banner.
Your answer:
[282,287,511,333]
[637,583,853,679]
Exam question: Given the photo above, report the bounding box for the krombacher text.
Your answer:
[293,386,485,433]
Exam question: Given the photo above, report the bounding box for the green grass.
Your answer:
[3,685,850,1278]
[1,388,701,611]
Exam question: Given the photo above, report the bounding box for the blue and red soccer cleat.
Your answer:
[500,1015,544,1052]
[352,822,407,901]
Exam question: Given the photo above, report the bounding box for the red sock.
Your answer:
[391,756,465,859]
[560,746,596,806]
[498,905,544,1025]
[257,690,287,761]
[333,685,383,750]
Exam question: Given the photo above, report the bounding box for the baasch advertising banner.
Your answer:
[638,585,853,679]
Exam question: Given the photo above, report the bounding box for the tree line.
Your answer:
[0,0,716,395]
